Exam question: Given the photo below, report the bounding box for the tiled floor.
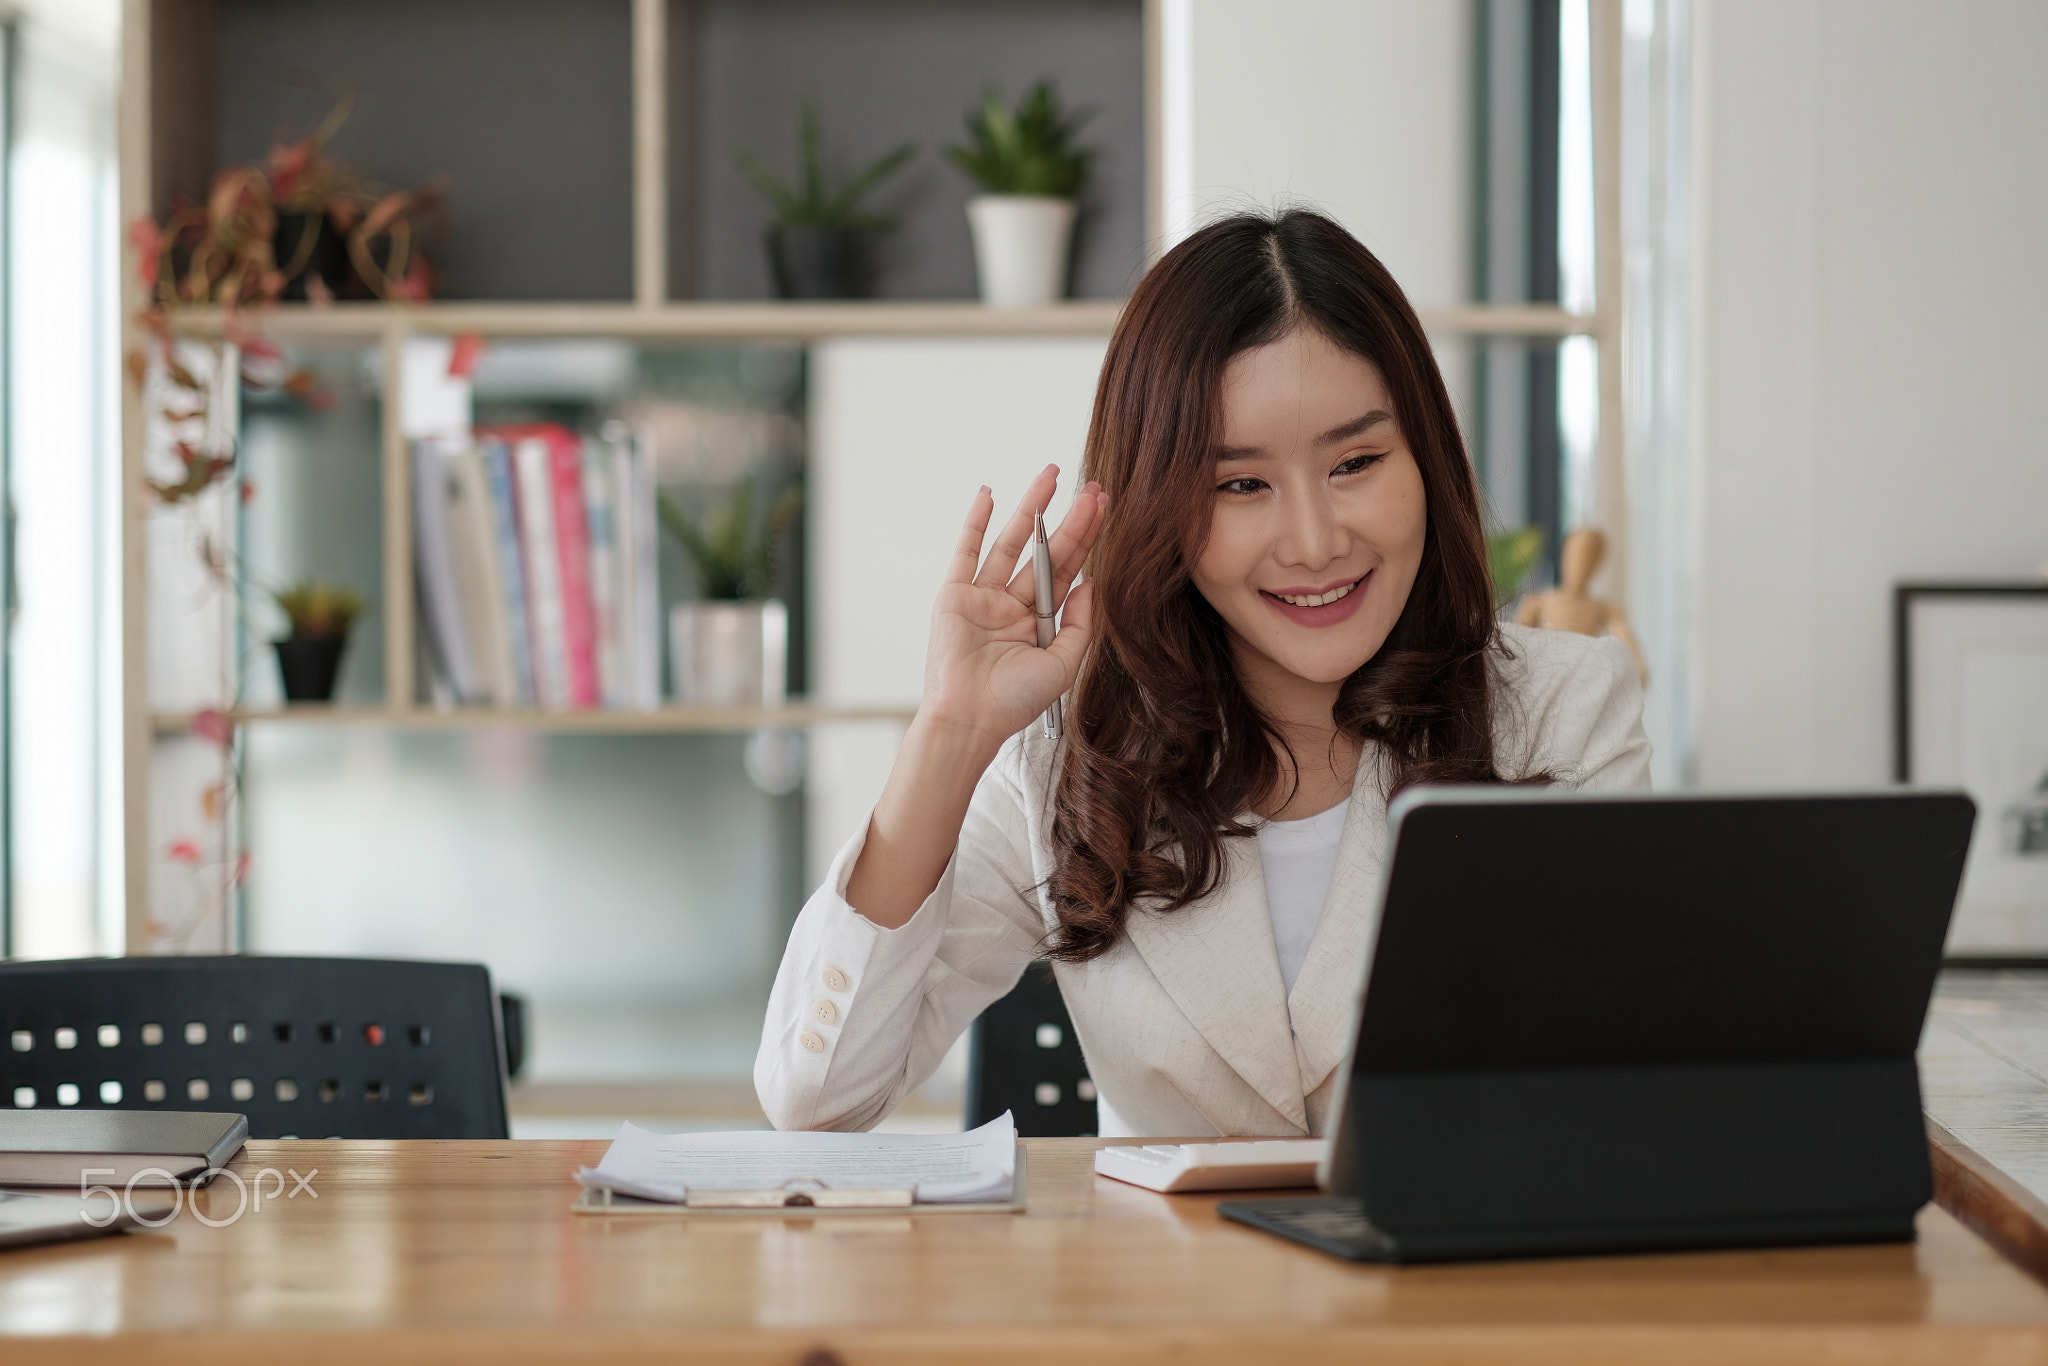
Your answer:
[1924,970,2048,1201]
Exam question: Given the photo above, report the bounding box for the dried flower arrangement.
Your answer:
[126,91,444,505]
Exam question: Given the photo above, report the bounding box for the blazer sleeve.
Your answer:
[1569,635,1653,790]
[754,739,1049,1131]
[1502,629,1654,792]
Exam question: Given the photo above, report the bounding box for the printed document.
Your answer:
[575,1112,1016,1204]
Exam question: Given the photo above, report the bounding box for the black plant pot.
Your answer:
[273,210,347,301]
[765,225,874,300]
[274,635,348,703]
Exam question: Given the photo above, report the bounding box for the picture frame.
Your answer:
[1895,583,2048,954]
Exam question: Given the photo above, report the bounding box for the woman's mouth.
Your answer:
[1259,573,1370,626]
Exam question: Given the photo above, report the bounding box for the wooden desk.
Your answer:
[4,1136,2048,1365]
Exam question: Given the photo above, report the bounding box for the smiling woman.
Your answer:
[1051,211,1513,961]
[757,209,1651,1140]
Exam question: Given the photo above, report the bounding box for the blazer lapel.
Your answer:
[1121,835,1308,1131]
[1287,755,1390,1102]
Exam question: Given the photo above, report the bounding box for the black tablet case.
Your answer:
[1223,790,1976,1262]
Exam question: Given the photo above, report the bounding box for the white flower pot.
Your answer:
[966,195,1076,308]
[669,599,788,707]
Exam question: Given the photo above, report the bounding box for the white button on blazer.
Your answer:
[755,623,1652,1139]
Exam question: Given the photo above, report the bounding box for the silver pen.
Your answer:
[1032,512,1064,740]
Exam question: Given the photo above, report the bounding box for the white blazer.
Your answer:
[756,623,1652,1138]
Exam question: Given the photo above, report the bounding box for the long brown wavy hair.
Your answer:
[1046,208,1514,963]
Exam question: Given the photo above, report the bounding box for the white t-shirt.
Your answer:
[1255,800,1350,995]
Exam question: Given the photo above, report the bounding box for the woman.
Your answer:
[756,209,1650,1138]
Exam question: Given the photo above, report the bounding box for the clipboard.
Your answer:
[571,1144,1029,1217]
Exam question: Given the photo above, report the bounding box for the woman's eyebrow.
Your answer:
[1212,409,1393,462]
[1316,409,1394,445]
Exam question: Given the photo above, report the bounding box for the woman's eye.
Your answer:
[1333,451,1386,477]
[1216,477,1268,495]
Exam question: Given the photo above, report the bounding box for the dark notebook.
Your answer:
[0,1110,249,1188]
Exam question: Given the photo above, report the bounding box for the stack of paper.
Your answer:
[576,1113,1017,1205]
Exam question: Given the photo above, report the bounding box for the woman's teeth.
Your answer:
[1275,580,1357,608]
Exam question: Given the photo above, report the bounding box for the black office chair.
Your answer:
[0,956,509,1139]
[965,960,1098,1136]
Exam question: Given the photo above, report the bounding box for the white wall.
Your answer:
[1166,0,1471,307]
[805,337,1107,883]
[1690,0,2048,790]
[8,0,122,957]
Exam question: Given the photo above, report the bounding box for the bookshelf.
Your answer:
[118,0,1630,969]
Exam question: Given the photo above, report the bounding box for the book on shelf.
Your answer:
[412,435,485,704]
[410,423,664,712]
[480,436,539,706]
[607,425,663,710]
[546,428,602,709]
[508,429,571,708]
[448,444,519,705]
[583,438,624,707]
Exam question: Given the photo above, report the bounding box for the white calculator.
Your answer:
[1093,1140,1325,1193]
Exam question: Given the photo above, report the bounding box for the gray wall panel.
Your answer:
[215,0,635,301]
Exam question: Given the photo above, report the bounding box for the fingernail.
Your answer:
[978,485,991,497]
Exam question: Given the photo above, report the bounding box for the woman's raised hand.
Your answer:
[846,465,1106,928]
[920,464,1109,753]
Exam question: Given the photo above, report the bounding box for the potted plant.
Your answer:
[948,82,1095,308]
[269,578,365,703]
[659,480,803,706]
[1487,526,1546,609]
[736,102,916,300]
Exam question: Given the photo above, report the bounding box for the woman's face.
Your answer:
[1191,326,1428,696]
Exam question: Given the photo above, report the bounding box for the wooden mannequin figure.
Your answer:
[1514,528,1648,683]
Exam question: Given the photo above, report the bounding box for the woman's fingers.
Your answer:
[1044,577,1096,675]
[1005,483,1107,609]
[1051,487,1109,583]
[944,486,996,585]
[972,464,1060,589]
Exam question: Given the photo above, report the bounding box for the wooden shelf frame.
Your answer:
[149,703,916,738]
[118,0,1631,951]
[151,299,1130,341]
[149,299,1598,342]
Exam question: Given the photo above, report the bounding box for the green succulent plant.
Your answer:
[270,578,365,640]
[659,479,804,602]
[735,101,917,231]
[947,81,1096,198]
[1487,527,1546,607]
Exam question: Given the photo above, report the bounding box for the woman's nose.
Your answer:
[1273,486,1346,569]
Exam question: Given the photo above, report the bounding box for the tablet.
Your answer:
[1223,787,1976,1262]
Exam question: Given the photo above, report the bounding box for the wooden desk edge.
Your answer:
[24,1323,2048,1366]
[1930,1116,2048,1286]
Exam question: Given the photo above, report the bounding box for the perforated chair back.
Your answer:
[965,961,1097,1136]
[0,956,508,1139]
